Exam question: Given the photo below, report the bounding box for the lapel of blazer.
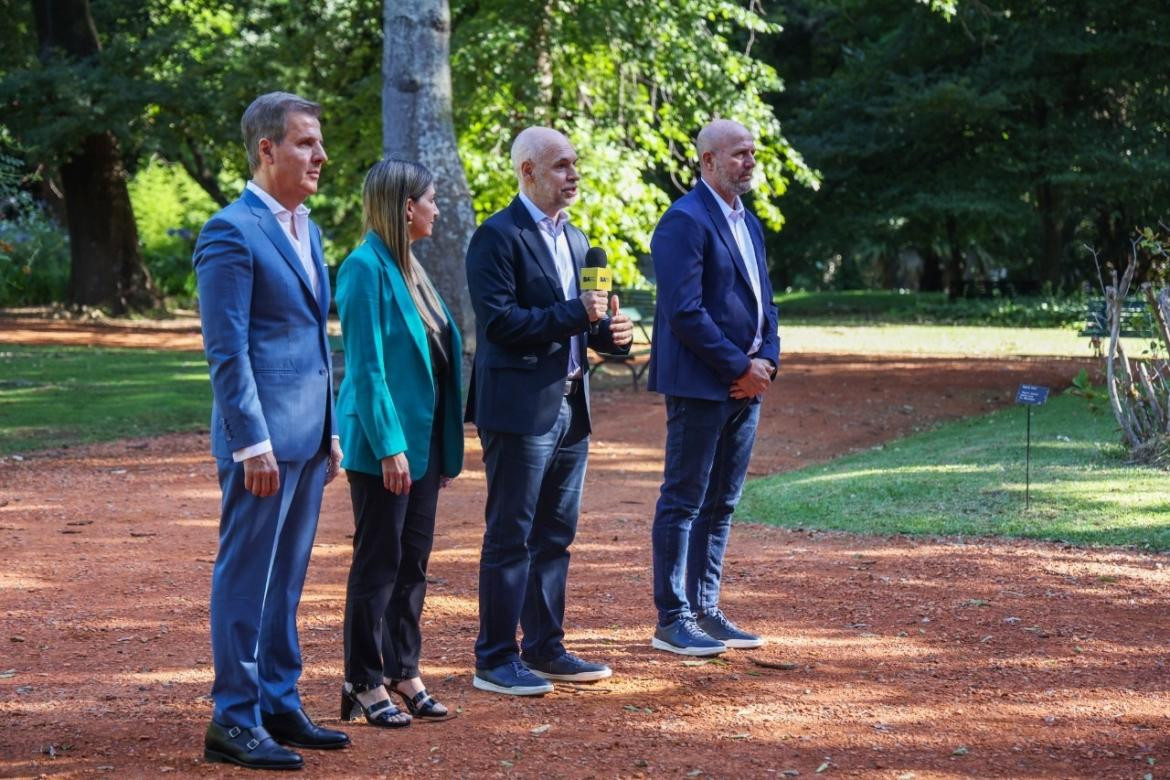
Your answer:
[565,224,587,281]
[367,233,430,376]
[745,212,768,295]
[309,222,329,319]
[243,189,320,316]
[511,197,567,301]
[694,183,756,294]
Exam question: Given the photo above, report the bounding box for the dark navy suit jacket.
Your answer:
[464,197,628,435]
[646,183,780,401]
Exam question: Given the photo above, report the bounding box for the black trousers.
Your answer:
[342,422,442,686]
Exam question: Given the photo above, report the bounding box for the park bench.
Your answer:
[1079,297,1155,357]
[589,287,655,390]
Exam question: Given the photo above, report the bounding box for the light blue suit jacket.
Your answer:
[335,232,464,481]
[193,188,336,462]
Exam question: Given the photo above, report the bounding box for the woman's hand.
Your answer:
[382,453,412,495]
[440,475,455,489]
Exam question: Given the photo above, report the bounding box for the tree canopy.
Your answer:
[765,0,1170,292]
[2,0,1168,309]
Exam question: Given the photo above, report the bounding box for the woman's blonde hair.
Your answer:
[361,158,446,333]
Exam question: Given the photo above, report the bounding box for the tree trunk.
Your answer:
[944,214,965,300]
[531,1,554,121]
[919,247,943,292]
[32,0,158,313]
[179,142,231,208]
[1036,179,1064,289]
[383,0,476,358]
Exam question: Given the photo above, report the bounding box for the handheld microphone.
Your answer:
[580,247,612,335]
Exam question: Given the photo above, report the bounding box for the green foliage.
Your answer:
[740,388,1170,549]
[775,290,1088,327]
[452,0,816,286]
[0,0,384,268]
[0,200,71,307]
[127,158,217,300]
[1,0,815,294]
[764,0,1170,292]
[0,346,211,454]
[0,145,70,306]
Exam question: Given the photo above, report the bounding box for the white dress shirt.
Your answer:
[246,180,319,298]
[233,181,332,463]
[518,191,583,379]
[701,178,764,356]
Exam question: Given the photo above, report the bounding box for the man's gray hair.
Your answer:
[240,92,322,172]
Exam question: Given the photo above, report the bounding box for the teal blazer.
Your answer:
[335,231,464,480]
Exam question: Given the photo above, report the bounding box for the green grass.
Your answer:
[774,289,1086,328]
[0,346,210,454]
[740,389,1170,550]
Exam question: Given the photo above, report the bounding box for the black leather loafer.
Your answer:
[204,721,303,770]
[262,708,350,750]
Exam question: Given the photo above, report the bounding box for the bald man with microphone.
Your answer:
[465,126,634,696]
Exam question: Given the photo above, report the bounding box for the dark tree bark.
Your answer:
[1035,179,1065,289]
[944,214,965,300]
[32,0,157,312]
[383,0,476,357]
[179,143,231,209]
[919,247,943,293]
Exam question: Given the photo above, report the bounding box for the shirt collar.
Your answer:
[700,178,743,222]
[247,180,311,219]
[518,191,568,235]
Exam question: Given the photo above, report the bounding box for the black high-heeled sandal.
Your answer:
[389,679,453,721]
[339,683,412,728]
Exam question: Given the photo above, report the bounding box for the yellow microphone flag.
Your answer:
[580,267,613,292]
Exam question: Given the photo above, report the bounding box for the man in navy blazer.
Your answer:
[646,119,779,657]
[465,126,634,695]
[193,92,348,770]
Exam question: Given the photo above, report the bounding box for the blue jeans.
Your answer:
[651,395,760,626]
[476,395,590,668]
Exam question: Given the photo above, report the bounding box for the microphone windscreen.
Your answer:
[585,247,608,269]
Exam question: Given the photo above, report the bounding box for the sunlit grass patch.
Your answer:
[780,323,1127,358]
[741,390,1170,549]
[0,346,210,454]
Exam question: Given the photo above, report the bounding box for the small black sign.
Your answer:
[1015,384,1049,405]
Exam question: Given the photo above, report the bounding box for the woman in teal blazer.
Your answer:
[335,159,463,728]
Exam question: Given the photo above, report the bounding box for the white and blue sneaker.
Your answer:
[651,617,727,657]
[523,651,613,682]
[472,661,554,696]
[697,609,764,649]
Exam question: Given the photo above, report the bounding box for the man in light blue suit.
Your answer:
[194,92,349,771]
[646,119,779,658]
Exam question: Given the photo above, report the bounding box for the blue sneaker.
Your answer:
[523,652,613,682]
[472,661,554,696]
[651,617,727,657]
[697,609,765,649]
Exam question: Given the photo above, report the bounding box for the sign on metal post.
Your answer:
[1015,385,1049,405]
[1015,384,1049,510]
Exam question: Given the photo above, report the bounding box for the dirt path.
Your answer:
[4,348,1167,779]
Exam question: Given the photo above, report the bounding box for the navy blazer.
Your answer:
[193,188,336,461]
[464,196,628,435]
[646,183,780,401]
